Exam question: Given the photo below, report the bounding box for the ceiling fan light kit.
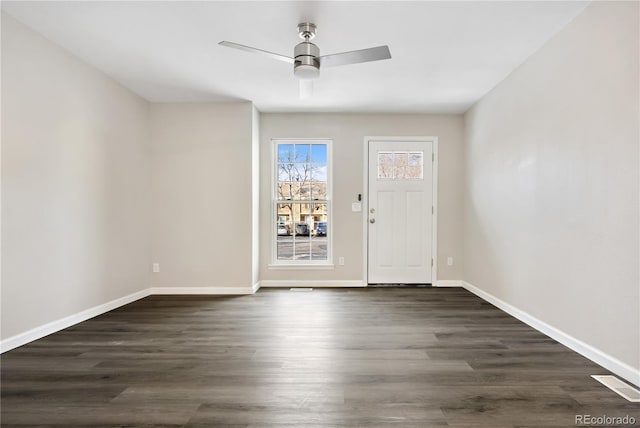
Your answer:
[219,22,391,97]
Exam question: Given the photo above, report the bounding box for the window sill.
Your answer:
[268,264,335,270]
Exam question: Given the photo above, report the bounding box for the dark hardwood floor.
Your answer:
[2,288,638,427]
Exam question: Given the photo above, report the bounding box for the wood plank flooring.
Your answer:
[2,288,639,427]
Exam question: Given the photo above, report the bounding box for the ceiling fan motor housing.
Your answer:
[294,41,320,79]
[294,23,319,79]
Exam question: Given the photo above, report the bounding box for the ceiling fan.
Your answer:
[219,22,392,99]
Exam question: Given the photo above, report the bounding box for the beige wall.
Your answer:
[463,1,639,372]
[149,102,257,290]
[260,113,464,282]
[1,13,151,339]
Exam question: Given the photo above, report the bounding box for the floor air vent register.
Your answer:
[592,375,640,402]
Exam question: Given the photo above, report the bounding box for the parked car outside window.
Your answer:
[316,221,327,236]
[277,224,289,236]
[294,223,310,236]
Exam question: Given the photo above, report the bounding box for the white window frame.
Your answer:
[270,139,333,268]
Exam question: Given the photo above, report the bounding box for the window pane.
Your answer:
[406,152,423,179]
[278,164,294,182]
[294,237,311,260]
[276,204,293,227]
[292,164,310,183]
[409,152,422,166]
[277,183,293,200]
[276,206,293,260]
[311,202,327,218]
[295,145,311,163]
[277,232,293,260]
[289,182,300,200]
[393,152,409,179]
[378,152,394,179]
[277,239,292,260]
[406,165,422,179]
[310,203,327,260]
[293,222,310,237]
[311,164,327,182]
[310,204,327,233]
[278,145,294,163]
[311,236,327,260]
[312,144,327,163]
[311,182,327,200]
[290,183,311,200]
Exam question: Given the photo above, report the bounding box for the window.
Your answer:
[273,140,331,264]
[377,151,424,180]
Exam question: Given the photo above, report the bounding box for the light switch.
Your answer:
[351,202,362,212]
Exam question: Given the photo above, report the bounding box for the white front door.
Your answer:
[367,140,434,284]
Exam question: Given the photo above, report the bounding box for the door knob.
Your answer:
[370,218,376,224]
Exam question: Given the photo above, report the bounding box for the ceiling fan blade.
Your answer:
[218,41,294,64]
[299,79,314,100]
[319,45,391,68]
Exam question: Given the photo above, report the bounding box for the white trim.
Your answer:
[362,139,369,285]
[434,280,463,287]
[259,280,366,288]
[462,280,640,388]
[267,264,334,270]
[252,281,261,293]
[362,136,439,285]
[0,288,151,353]
[149,286,258,295]
[431,141,439,283]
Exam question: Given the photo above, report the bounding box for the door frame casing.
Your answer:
[362,136,439,285]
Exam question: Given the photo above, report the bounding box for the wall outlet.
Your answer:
[447,257,453,266]
[152,263,160,273]
[338,257,345,266]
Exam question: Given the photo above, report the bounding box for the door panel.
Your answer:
[406,191,425,267]
[376,191,394,267]
[368,141,433,284]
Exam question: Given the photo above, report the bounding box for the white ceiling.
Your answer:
[2,1,588,113]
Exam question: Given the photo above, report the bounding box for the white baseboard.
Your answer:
[0,288,151,353]
[434,280,463,287]
[462,280,640,388]
[149,286,258,295]
[1,284,261,353]
[252,281,261,293]
[259,280,366,288]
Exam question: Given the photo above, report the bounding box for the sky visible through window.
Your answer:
[278,144,327,164]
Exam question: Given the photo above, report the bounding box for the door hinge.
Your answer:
[431,258,434,267]
[432,206,434,214]
[432,152,435,162]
